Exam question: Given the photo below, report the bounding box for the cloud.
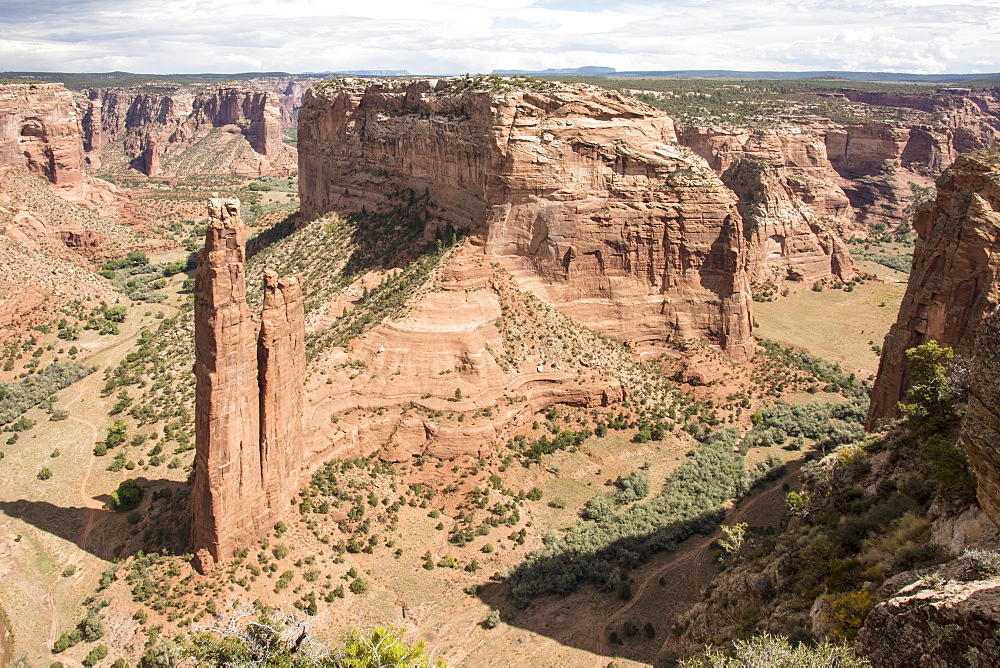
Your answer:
[0,0,997,74]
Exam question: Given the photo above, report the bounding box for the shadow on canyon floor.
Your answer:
[0,477,192,561]
[476,466,799,664]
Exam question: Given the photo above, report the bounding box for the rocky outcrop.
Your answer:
[191,197,305,572]
[838,88,1000,154]
[856,567,1000,666]
[78,86,296,176]
[247,75,325,127]
[722,159,855,284]
[298,78,754,361]
[0,83,85,193]
[677,125,856,225]
[962,307,1000,526]
[867,147,1000,428]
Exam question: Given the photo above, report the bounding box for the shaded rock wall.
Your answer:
[962,307,1000,526]
[0,83,85,193]
[867,148,1000,428]
[192,197,305,572]
[78,86,296,176]
[299,79,755,360]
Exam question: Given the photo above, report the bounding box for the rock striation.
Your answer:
[722,159,855,284]
[191,197,305,572]
[867,147,1000,428]
[299,78,754,360]
[0,83,86,194]
[78,86,296,176]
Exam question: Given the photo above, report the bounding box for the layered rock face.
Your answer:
[78,86,296,176]
[299,79,754,360]
[839,88,1000,153]
[867,148,1000,428]
[677,118,958,225]
[722,159,855,284]
[0,83,85,193]
[258,269,306,510]
[191,197,304,572]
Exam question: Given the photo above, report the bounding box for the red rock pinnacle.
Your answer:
[191,197,305,573]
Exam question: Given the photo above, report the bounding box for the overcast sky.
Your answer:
[2,0,998,75]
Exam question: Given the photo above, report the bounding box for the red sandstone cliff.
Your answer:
[78,86,296,177]
[191,197,305,572]
[722,159,855,284]
[963,307,1000,526]
[867,147,1000,428]
[298,78,755,360]
[1,83,85,194]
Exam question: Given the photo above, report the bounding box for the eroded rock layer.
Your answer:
[258,269,306,511]
[0,83,85,193]
[192,198,305,571]
[299,78,754,360]
[78,86,296,176]
[722,159,855,284]
[867,147,1000,428]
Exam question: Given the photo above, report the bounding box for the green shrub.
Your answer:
[37,467,52,480]
[110,479,143,510]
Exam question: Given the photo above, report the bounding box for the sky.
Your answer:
[2,0,999,75]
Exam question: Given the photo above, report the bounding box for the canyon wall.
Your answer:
[867,147,1000,428]
[677,118,963,226]
[191,197,305,572]
[78,86,296,177]
[0,83,85,194]
[298,78,755,359]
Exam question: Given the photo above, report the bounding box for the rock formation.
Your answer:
[722,159,855,284]
[677,116,966,226]
[0,83,85,194]
[962,307,1000,526]
[855,560,1000,666]
[191,197,305,572]
[258,269,306,510]
[867,147,1000,428]
[78,86,296,177]
[299,78,754,360]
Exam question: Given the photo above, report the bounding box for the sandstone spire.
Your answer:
[258,269,306,510]
[191,197,305,573]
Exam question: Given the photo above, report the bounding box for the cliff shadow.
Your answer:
[475,508,726,664]
[0,477,191,561]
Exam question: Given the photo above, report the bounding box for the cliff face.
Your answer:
[191,197,305,572]
[677,119,958,226]
[0,83,85,193]
[78,86,296,177]
[299,79,754,360]
[867,148,1000,428]
[722,159,855,284]
[839,88,1000,153]
[962,307,1000,526]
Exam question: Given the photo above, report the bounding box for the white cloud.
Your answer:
[0,0,996,74]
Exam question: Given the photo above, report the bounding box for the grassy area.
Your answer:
[752,262,908,377]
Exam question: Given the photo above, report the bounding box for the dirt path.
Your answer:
[597,467,800,659]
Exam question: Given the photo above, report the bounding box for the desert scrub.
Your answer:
[504,429,749,606]
[0,361,93,425]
